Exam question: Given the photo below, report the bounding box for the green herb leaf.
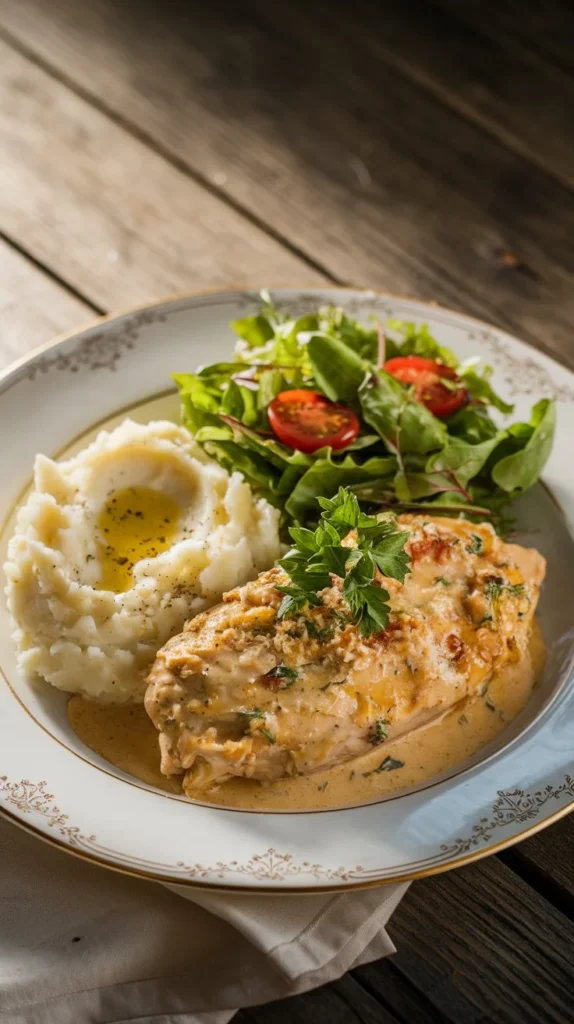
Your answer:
[264,664,298,686]
[237,708,265,721]
[369,529,410,582]
[343,575,391,636]
[277,586,316,618]
[465,533,484,555]
[374,756,404,772]
[278,487,410,635]
[260,728,276,744]
[371,719,388,745]
[363,755,405,776]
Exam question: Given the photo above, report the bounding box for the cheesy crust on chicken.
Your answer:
[145,515,545,795]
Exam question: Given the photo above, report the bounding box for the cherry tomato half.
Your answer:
[384,355,468,419]
[268,389,360,454]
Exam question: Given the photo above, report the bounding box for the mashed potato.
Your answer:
[4,419,281,702]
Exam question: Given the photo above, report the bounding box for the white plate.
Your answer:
[1,289,573,892]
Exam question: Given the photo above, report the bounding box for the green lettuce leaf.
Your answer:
[360,372,447,454]
[286,453,396,523]
[317,306,379,361]
[426,432,507,487]
[385,320,458,367]
[230,314,275,348]
[447,405,499,443]
[492,399,556,493]
[459,363,514,414]
[201,439,281,504]
[307,334,368,403]
[220,379,260,426]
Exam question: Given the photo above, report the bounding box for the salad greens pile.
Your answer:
[174,293,555,534]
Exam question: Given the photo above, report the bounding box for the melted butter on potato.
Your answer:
[97,486,182,593]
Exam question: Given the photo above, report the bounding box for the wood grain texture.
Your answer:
[439,0,574,77]
[505,813,574,912]
[0,39,325,313]
[0,239,93,367]
[2,0,574,362]
[326,0,574,190]
[238,974,401,1024]
[353,958,450,1024]
[384,856,572,1024]
[387,857,574,1024]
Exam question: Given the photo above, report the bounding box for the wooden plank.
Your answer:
[0,40,326,314]
[353,958,450,1024]
[386,858,574,1024]
[0,238,93,367]
[322,0,574,191]
[2,3,574,362]
[438,0,574,78]
[503,813,574,913]
[240,974,401,1024]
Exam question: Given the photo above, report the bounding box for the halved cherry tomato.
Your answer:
[268,389,360,454]
[384,355,468,419]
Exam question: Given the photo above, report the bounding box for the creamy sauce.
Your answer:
[68,623,545,811]
[96,486,181,592]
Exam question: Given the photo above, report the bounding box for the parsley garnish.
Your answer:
[375,756,404,772]
[434,576,451,586]
[264,664,298,687]
[484,576,526,622]
[237,708,265,721]
[371,719,389,745]
[465,534,483,555]
[363,755,404,776]
[304,619,337,641]
[238,708,276,743]
[277,488,410,637]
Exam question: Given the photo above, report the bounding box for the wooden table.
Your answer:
[1,1,573,1019]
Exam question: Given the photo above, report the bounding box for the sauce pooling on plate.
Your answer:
[97,486,182,593]
[67,623,544,811]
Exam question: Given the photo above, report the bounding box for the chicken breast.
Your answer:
[145,515,545,795]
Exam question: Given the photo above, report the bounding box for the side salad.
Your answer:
[174,294,555,534]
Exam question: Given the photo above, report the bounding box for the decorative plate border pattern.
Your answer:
[441,776,574,857]
[10,309,167,385]
[0,777,95,848]
[2,774,573,884]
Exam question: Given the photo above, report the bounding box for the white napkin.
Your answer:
[0,816,408,1024]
